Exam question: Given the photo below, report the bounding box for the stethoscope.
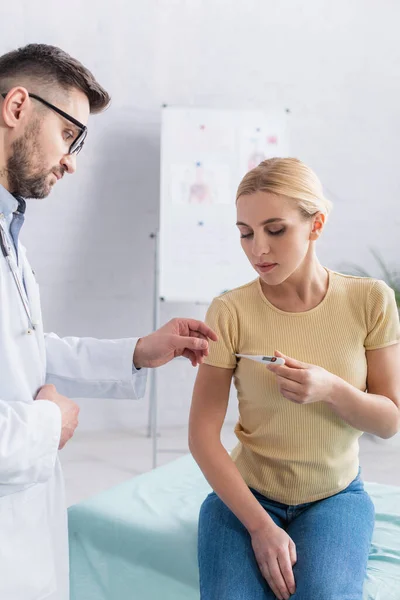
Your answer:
[0,220,37,332]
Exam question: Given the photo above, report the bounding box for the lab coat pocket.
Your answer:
[0,481,56,600]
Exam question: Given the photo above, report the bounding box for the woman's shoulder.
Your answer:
[214,278,260,306]
[328,270,398,318]
[207,279,260,322]
[329,269,388,295]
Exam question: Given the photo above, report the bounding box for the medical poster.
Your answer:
[159,107,289,303]
[170,163,231,205]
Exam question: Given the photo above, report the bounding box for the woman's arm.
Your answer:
[268,345,400,439]
[189,364,296,600]
[327,343,400,438]
[189,364,270,532]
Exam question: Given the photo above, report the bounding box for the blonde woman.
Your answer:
[189,158,400,600]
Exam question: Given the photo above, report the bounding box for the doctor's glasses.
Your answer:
[1,91,88,155]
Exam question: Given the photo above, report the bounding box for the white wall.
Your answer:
[1,0,399,430]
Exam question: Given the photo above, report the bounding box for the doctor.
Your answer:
[0,43,217,600]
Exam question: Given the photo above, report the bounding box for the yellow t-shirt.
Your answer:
[204,270,400,505]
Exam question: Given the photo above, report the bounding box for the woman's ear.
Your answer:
[309,212,325,241]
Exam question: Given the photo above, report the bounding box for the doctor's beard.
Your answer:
[7,119,64,199]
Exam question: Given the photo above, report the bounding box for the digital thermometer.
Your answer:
[235,354,285,365]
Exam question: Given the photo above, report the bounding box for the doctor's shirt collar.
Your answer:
[0,184,19,218]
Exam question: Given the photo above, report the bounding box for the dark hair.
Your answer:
[0,43,110,113]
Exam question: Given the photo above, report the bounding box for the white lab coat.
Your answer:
[0,205,147,600]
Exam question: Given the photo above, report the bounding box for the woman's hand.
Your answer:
[251,520,297,600]
[267,351,338,405]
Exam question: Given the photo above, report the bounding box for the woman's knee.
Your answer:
[293,575,364,600]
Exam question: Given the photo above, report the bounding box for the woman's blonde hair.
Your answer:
[236,157,332,218]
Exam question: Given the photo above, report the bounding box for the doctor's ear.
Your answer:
[1,87,32,129]
[309,212,325,240]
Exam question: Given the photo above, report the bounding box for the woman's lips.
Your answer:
[255,263,277,273]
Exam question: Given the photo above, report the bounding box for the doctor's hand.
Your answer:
[35,384,80,449]
[266,351,337,405]
[133,318,218,368]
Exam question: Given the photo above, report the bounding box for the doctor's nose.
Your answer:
[61,153,77,175]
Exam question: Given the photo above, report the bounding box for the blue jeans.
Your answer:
[198,472,375,599]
